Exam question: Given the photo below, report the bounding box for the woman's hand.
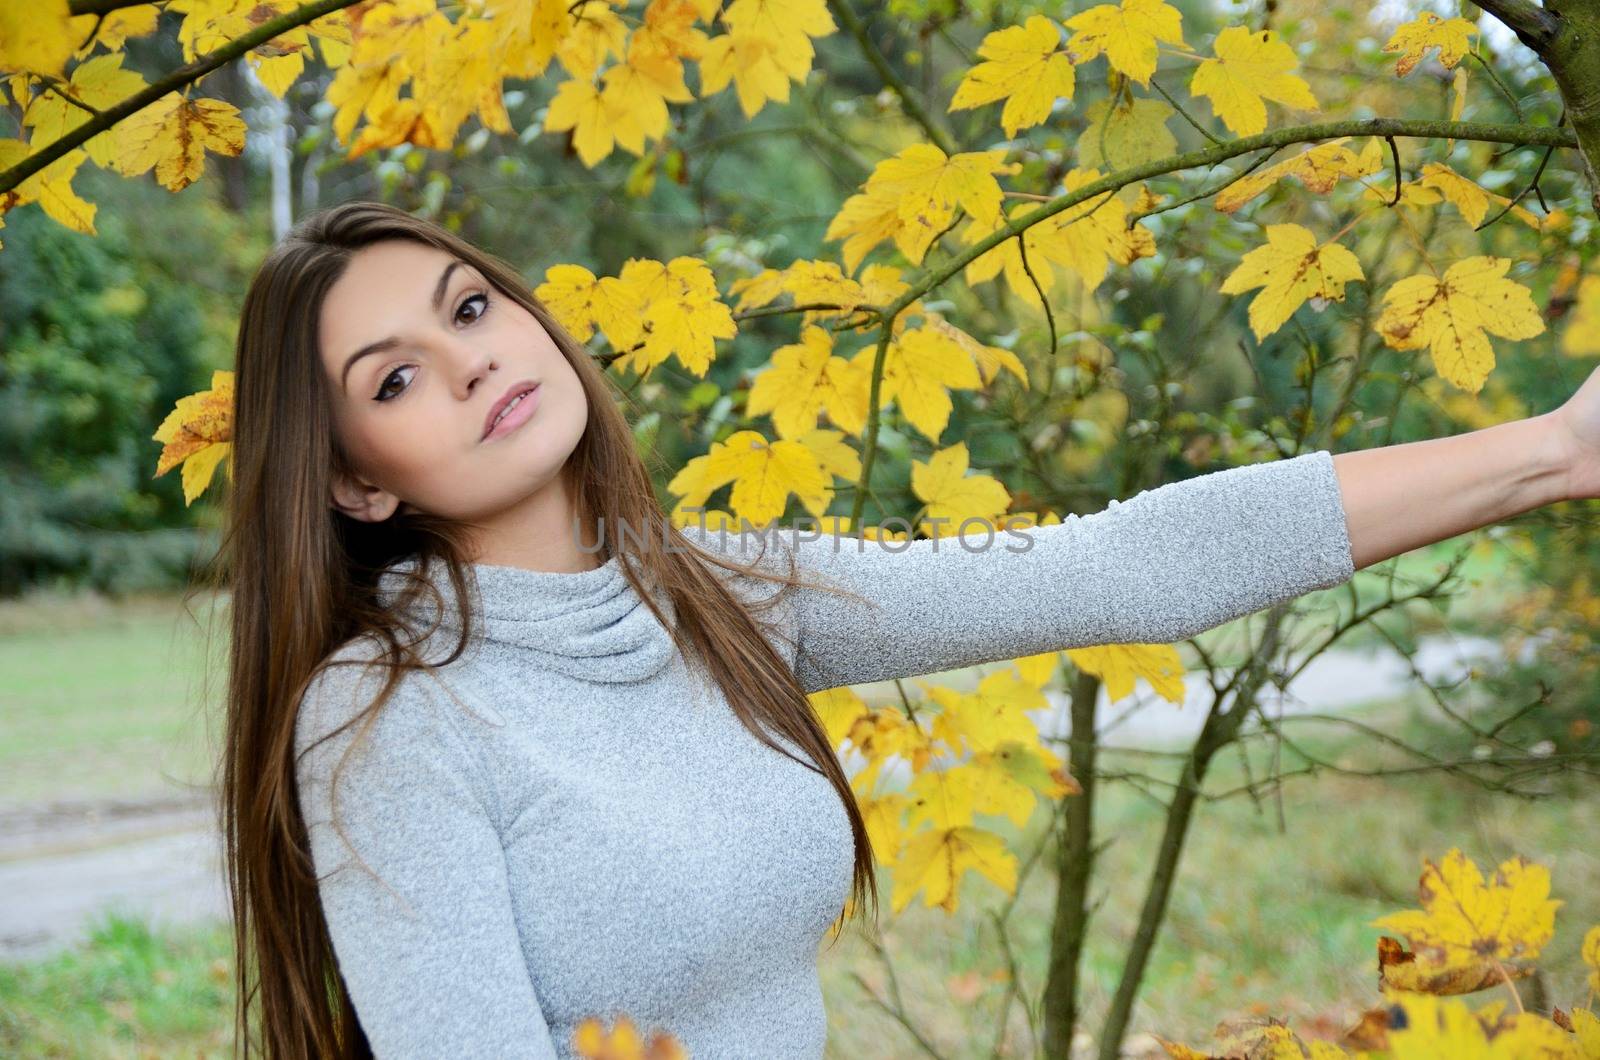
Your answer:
[1545,362,1600,503]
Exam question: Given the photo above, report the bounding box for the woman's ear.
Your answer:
[329,469,403,522]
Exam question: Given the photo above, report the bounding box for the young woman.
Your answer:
[219,199,1600,1059]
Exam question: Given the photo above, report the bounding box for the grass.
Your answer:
[0,916,235,1059]
[1,540,1590,1058]
[0,589,227,809]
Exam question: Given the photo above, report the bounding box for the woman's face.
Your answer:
[317,239,588,526]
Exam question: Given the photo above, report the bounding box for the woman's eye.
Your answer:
[374,365,415,402]
[457,291,490,325]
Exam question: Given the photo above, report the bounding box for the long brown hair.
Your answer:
[211,200,880,1058]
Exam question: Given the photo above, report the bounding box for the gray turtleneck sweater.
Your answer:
[293,449,1355,1059]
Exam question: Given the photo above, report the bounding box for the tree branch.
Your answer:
[66,0,153,13]
[825,0,958,155]
[839,120,1577,511]
[1473,0,1563,51]
[2,0,361,196]
[887,119,1576,323]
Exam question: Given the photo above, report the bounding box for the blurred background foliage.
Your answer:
[1,0,1594,751]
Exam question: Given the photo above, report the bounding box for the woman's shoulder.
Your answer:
[292,633,451,763]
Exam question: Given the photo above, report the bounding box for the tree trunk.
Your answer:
[1042,669,1103,1057]
[1094,610,1287,1059]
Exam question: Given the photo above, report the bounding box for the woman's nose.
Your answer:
[445,339,496,399]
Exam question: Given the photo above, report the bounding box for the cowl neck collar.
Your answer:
[376,551,681,684]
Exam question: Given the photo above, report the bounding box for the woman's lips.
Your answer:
[482,383,541,441]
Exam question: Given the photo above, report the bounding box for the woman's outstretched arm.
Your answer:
[686,449,1358,693]
[684,368,1599,694]
[1332,379,1595,569]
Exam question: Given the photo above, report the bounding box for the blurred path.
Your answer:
[0,632,1533,961]
[0,797,225,960]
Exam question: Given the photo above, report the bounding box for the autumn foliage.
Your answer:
[7,0,1600,1054]
[1156,849,1600,1059]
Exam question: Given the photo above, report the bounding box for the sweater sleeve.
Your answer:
[293,641,560,1059]
[685,448,1355,694]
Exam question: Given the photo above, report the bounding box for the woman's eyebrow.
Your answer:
[339,260,464,392]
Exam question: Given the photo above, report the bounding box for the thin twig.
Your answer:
[1477,141,1557,231]
[1149,76,1223,145]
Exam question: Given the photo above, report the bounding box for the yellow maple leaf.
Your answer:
[1011,650,1061,687]
[699,0,833,119]
[1374,258,1545,394]
[408,17,511,143]
[720,0,832,75]
[777,259,887,332]
[961,169,1156,303]
[637,297,737,377]
[925,670,1047,754]
[849,325,983,443]
[1219,223,1364,340]
[0,0,78,78]
[535,263,638,345]
[571,1012,687,1060]
[1372,848,1561,970]
[1077,97,1176,171]
[1214,138,1379,213]
[1064,0,1185,86]
[171,0,303,70]
[911,443,1011,532]
[600,54,690,152]
[1189,26,1318,137]
[948,14,1076,137]
[1065,643,1186,703]
[346,96,449,159]
[0,138,97,236]
[847,708,935,795]
[325,50,408,146]
[921,314,1029,388]
[555,0,627,80]
[152,369,234,506]
[825,182,947,271]
[794,427,860,484]
[747,326,870,438]
[69,4,161,55]
[869,143,1019,233]
[1386,994,1574,1059]
[1406,162,1544,230]
[323,0,442,143]
[544,77,633,167]
[891,825,1017,914]
[955,753,1045,828]
[808,685,870,748]
[698,30,796,118]
[907,766,982,831]
[116,93,247,192]
[479,0,568,80]
[1574,1007,1600,1058]
[1383,12,1477,77]
[633,0,711,65]
[604,257,737,378]
[666,429,832,524]
[20,53,148,171]
[1215,1021,1343,1059]
[726,267,787,312]
[859,791,911,864]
